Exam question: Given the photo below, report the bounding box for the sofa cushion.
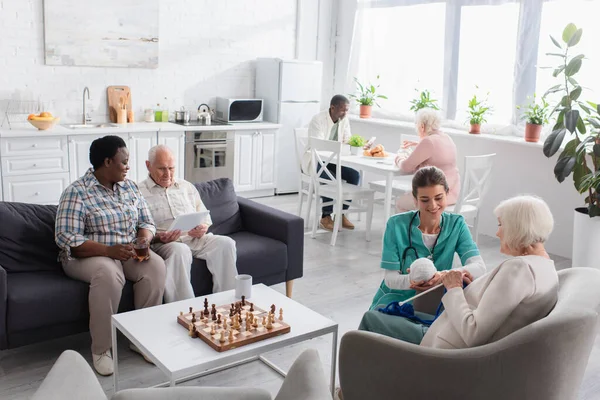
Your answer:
[229,231,288,278]
[6,272,89,332]
[194,179,242,236]
[0,202,62,273]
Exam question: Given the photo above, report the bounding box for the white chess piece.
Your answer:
[408,257,437,284]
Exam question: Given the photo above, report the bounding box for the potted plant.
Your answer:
[541,23,600,269]
[349,75,388,119]
[348,134,365,155]
[517,95,550,143]
[466,93,490,134]
[409,89,440,112]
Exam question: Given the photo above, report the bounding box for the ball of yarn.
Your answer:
[409,258,437,283]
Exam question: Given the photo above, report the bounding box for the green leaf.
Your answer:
[565,58,582,76]
[554,155,576,182]
[589,118,600,129]
[563,23,578,43]
[577,116,587,134]
[574,161,592,192]
[544,84,563,97]
[568,29,583,47]
[550,35,563,49]
[546,52,566,57]
[561,138,578,157]
[543,128,567,157]
[568,77,579,86]
[571,54,585,62]
[579,102,592,114]
[554,110,565,130]
[571,86,582,101]
[589,204,600,217]
[566,110,579,133]
[576,136,594,153]
[553,65,566,77]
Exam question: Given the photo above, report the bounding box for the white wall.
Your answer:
[0,0,332,124]
[351,118,583,259]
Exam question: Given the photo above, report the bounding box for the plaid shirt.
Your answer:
[55,168,156,259]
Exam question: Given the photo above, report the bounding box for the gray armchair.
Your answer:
[339,268,600,400]
[32,348,331,400]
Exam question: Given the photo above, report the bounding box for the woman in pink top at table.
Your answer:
[395,108,460,212]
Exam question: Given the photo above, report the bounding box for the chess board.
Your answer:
[176,301,291,352]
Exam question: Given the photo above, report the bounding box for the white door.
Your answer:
[3,172,70,205]
[279,61,323,102]
[255,130,277,190]
[158,131,185,180]
[67,133,128,183]
[233,131,256,192]
[276,102,320,193]
[127,132,158,183]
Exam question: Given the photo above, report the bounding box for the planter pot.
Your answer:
[350,146,360,155]
[525,123,542,143]
[572,207,600,269]
[359,105,372,119]
[469,123,481,134]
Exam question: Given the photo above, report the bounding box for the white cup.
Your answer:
[235,274,252,299]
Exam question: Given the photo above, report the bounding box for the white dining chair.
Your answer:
[446,153,496,244]
[310,137,375,246]
[294,128,314,228]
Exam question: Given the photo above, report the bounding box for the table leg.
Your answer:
[112,323,119,393]
[331,329,338,397]
[383,173,393,225]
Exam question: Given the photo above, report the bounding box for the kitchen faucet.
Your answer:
[82,87,92,125]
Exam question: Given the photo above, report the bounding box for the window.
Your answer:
[354,3,446,115]
[536,0,600,106]
[456,3,519,125]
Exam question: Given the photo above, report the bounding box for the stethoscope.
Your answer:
[401,211,442,272]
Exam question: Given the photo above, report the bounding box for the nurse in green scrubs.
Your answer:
[360,166,486,343]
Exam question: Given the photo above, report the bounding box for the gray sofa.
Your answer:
[0,178,303,350]
[32,348,332,400]
[339,268,600,400]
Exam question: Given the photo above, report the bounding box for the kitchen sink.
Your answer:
[64,123,118,129]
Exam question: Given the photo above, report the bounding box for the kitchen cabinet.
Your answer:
[233,129,277,196]
[3,173,70,204]
[158,131,185,180]
[68,132,157,183]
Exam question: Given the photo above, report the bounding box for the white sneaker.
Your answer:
[129,343,154,365]
[92,350,114,376]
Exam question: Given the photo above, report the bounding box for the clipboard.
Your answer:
[167,211,211,232]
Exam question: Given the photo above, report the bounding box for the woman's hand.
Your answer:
[106,244,134,261]
[442,270,464,290]
[188,224,209,239]
[155,230,182,244]
[462,270,474,285]
[402,140,418,149]
[410,271,444,292]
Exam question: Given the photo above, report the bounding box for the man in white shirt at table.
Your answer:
[305,94,359,231]
[139,145,238,302]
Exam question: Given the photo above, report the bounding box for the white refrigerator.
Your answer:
[255,58,323,194]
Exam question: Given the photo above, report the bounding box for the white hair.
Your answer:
[147,144,174,164]
[494,195,554,251]
[415,108,441,134]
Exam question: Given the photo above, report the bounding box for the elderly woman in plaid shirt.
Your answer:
[55,135,166,376]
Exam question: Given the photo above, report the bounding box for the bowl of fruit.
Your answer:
[27,112,60,130]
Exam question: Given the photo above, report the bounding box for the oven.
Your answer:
[184,131,235,183]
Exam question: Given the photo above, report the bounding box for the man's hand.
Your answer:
[188,224,209,239]
[106,244,134,261]
[154,230,182,244]
[442,270,464,290]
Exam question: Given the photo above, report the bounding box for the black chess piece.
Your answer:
[241,295,246,306]
[249,303,254,312]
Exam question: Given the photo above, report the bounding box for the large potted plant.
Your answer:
[517,95,550,143]
[409,89,440,113]
[348,134,365,155]
[542,23,600,269]
[349,76,387,119]
[466,93,490,134]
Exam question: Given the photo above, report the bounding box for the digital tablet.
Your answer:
[167,211,211,232]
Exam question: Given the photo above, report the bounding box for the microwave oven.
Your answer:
[215,98,263,123]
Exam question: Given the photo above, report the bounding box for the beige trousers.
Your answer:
[184,233,238,293]
[62,250,166,355]
[152,242,194,303]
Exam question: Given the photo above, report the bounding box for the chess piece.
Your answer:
[241,295,246,306]
[270,304,276,314]
[217,314,222,325]
[211,304,217,314]
[189,307,193,314]
[262,316,267,326]
[279,308,283,321]
[223,317,228,327]
[191,313,196,323]
[266,315,273,330]
[228,329,234,342]
[204,300,209,316]
[204,298,209,308]
[252,317,258,328]
[219,331,226,344]
[249,303,254,312]
[188,323,194,337]
[212,312,217,321]
[179,311,183,316]
[192,324,199,338]
[233,317,240,330]
[246,321,251,332]
[210,324,216,335]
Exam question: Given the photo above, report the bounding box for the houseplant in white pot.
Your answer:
[518,95,550,143]
[542,23,600,268]
[409,89,440,113]
[349,76,387,119]
[466,93,490,134]
[348,135,365,155]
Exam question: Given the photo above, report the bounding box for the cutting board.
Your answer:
[107,86,132,123]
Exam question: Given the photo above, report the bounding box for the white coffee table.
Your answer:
[111,284,338,395]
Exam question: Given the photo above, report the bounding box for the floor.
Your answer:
[0,193,599,399]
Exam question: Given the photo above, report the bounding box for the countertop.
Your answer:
[0,121,282,138]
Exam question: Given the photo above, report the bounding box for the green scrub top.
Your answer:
[369,211,480,310]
